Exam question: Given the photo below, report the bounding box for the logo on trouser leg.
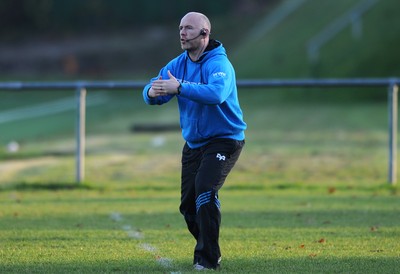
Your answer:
[216,153,226,161]
[196,191,221,213]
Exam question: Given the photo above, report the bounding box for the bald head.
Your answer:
[181,12,211,34]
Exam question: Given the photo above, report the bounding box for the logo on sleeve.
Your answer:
[212,72,226,78]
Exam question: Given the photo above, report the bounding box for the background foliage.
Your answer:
[0,0,274,35]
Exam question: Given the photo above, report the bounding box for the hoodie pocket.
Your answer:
[180,116,199,142]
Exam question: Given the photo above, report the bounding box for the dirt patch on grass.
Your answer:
[0,157,59,183]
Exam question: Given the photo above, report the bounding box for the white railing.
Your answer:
[0,78,398,184]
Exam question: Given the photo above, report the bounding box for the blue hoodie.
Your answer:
[143,40,246,148]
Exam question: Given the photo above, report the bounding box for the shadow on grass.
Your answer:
[6,180,395,194]
[224,182,399,195]
[0,259,175,274]
[0,150,74,161]
[1,207,399,231]
[220,257,399,274]
[0,181,99,192]
[0,256,398,274]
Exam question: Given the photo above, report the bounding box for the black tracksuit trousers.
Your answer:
[179,138,244,269]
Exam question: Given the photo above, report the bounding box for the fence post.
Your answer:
[388,84,398,185]
[76,87,86,183]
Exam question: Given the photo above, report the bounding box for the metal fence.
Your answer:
[0,78,398,184]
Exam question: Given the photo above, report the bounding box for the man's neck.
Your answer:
[188,40,209,62]
[189,50,204,62]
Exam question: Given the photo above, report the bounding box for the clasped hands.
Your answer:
[149,70,180,98]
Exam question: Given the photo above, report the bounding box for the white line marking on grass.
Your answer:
[127,229,143,239]
[109,212,181,274]
[139,243,157,253]
[0,93,108,124]
[156,256,173,268]
[110,212,123,222]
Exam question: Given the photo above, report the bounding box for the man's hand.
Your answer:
[149,70,180,97]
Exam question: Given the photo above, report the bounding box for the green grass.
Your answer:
[0,180,398,273]
[1,89,399,273]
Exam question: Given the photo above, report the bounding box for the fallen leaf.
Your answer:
[370,249,384,253]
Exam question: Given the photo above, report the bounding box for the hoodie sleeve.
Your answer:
[178,56,235,105]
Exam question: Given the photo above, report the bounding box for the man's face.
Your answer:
[179,15,203,51]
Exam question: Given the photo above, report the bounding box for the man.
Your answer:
[142,12,246,271]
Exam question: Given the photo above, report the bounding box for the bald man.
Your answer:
[143,12,246,270]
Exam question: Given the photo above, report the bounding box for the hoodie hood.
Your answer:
[186,39,224,64]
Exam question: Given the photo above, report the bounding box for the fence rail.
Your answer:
[0,78,398,90]
[1,78,399,184]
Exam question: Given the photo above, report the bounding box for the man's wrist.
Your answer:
[147,87,154,98]
[177,83,182,95]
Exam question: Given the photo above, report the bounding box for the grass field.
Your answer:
[0,178,398,273]
[0,87,399,273]
[1,0,400,272]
